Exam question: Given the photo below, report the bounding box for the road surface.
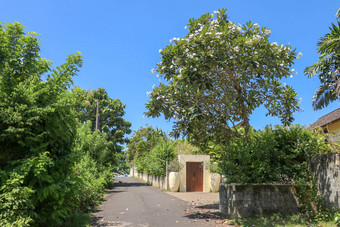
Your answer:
[91,177,226,227]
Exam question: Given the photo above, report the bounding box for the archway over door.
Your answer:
[186,162,203,192]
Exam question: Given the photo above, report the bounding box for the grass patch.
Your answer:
[227,213,336,227]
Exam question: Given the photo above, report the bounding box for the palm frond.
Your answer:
[312,84,338,110]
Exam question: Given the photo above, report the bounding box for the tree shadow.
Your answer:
[90,216,125,227]
[184,203,224,221]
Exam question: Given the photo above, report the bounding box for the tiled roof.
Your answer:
[313,108,340,127]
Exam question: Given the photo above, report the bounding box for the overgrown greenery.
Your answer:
[219,125,338,223]
[219,125,333,184]
[0,22,131,226]
[127,127,201,176]
[126,126,166,172]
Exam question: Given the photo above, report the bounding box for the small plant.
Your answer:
[208,162,221,174]
[168,160,184,172]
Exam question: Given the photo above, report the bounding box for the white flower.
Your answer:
[245,39,253,45]
[253,23,259,28]
[156,74,160,78]
[234,46,239,52]
[279,63,284,67]
[291,69,295,73]
[253,35,261,42]
[272,42,278,46]
[146,91,152,97]
[236,26,242,32]
[159,49,162,53]
[184,26,188,29]
[151,68,156,74]
[152,84,156,89]
[297,52,303,59]
[290,75,293,78]
[264,28,271,36]
[169,39,173,42]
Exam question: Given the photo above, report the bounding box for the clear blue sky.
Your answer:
[1,0,339,135]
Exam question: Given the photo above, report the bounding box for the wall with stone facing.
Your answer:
[310,153,340,210]
[219,184,299,217]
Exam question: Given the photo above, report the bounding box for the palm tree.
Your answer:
[305,9,340,110]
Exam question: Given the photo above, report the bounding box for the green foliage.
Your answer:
[219,125,332,184]
[71,87,131,144]
[0,21,130,226]
[74,121,115,169]
[168,160,184,172]
[71,87,131,173]
[0,172,34,227]
[229,212,336,226]
[0,21,85,226]
[145,9,300,146]
[294,179,333,222]
[144,139,176,176]
[126,126,166,166]
[175,139,200,155]
[305,8,340,110]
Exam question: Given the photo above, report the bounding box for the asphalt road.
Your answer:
[91,177,219,227]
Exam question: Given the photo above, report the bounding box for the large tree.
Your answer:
[71,87,131,145]
[145,9,300,146]
[305,9,340,110]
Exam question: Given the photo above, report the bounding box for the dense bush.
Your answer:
[143,139,176,176]
[127,126,167,173]
[219,125,333,184]
[0,22,130,226]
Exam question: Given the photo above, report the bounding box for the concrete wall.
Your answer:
[178,155,210,192]
[129,166,167,190]
[310,153,340,210]
[219,184,299,217]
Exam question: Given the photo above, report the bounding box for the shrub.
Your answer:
[144,139,176,176]
[219,125,333,184]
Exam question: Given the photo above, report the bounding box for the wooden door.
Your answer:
[186,162,203,192]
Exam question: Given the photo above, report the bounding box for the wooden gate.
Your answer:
[186,162,203,192]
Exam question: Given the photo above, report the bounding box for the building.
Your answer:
[313,108,340,143]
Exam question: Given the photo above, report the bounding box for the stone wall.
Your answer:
[310,153,340,210]
[219,184,299,217]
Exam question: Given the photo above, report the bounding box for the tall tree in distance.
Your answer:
[145,9,300,146]
[71,87,131,146]
[305,8,340,110]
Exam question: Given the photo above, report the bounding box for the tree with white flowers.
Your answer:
[145,9,300,146]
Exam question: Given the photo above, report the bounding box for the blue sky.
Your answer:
[1,0,339,135]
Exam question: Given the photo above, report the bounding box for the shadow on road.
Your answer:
[114,181,146,188]
[184,203,224,221]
